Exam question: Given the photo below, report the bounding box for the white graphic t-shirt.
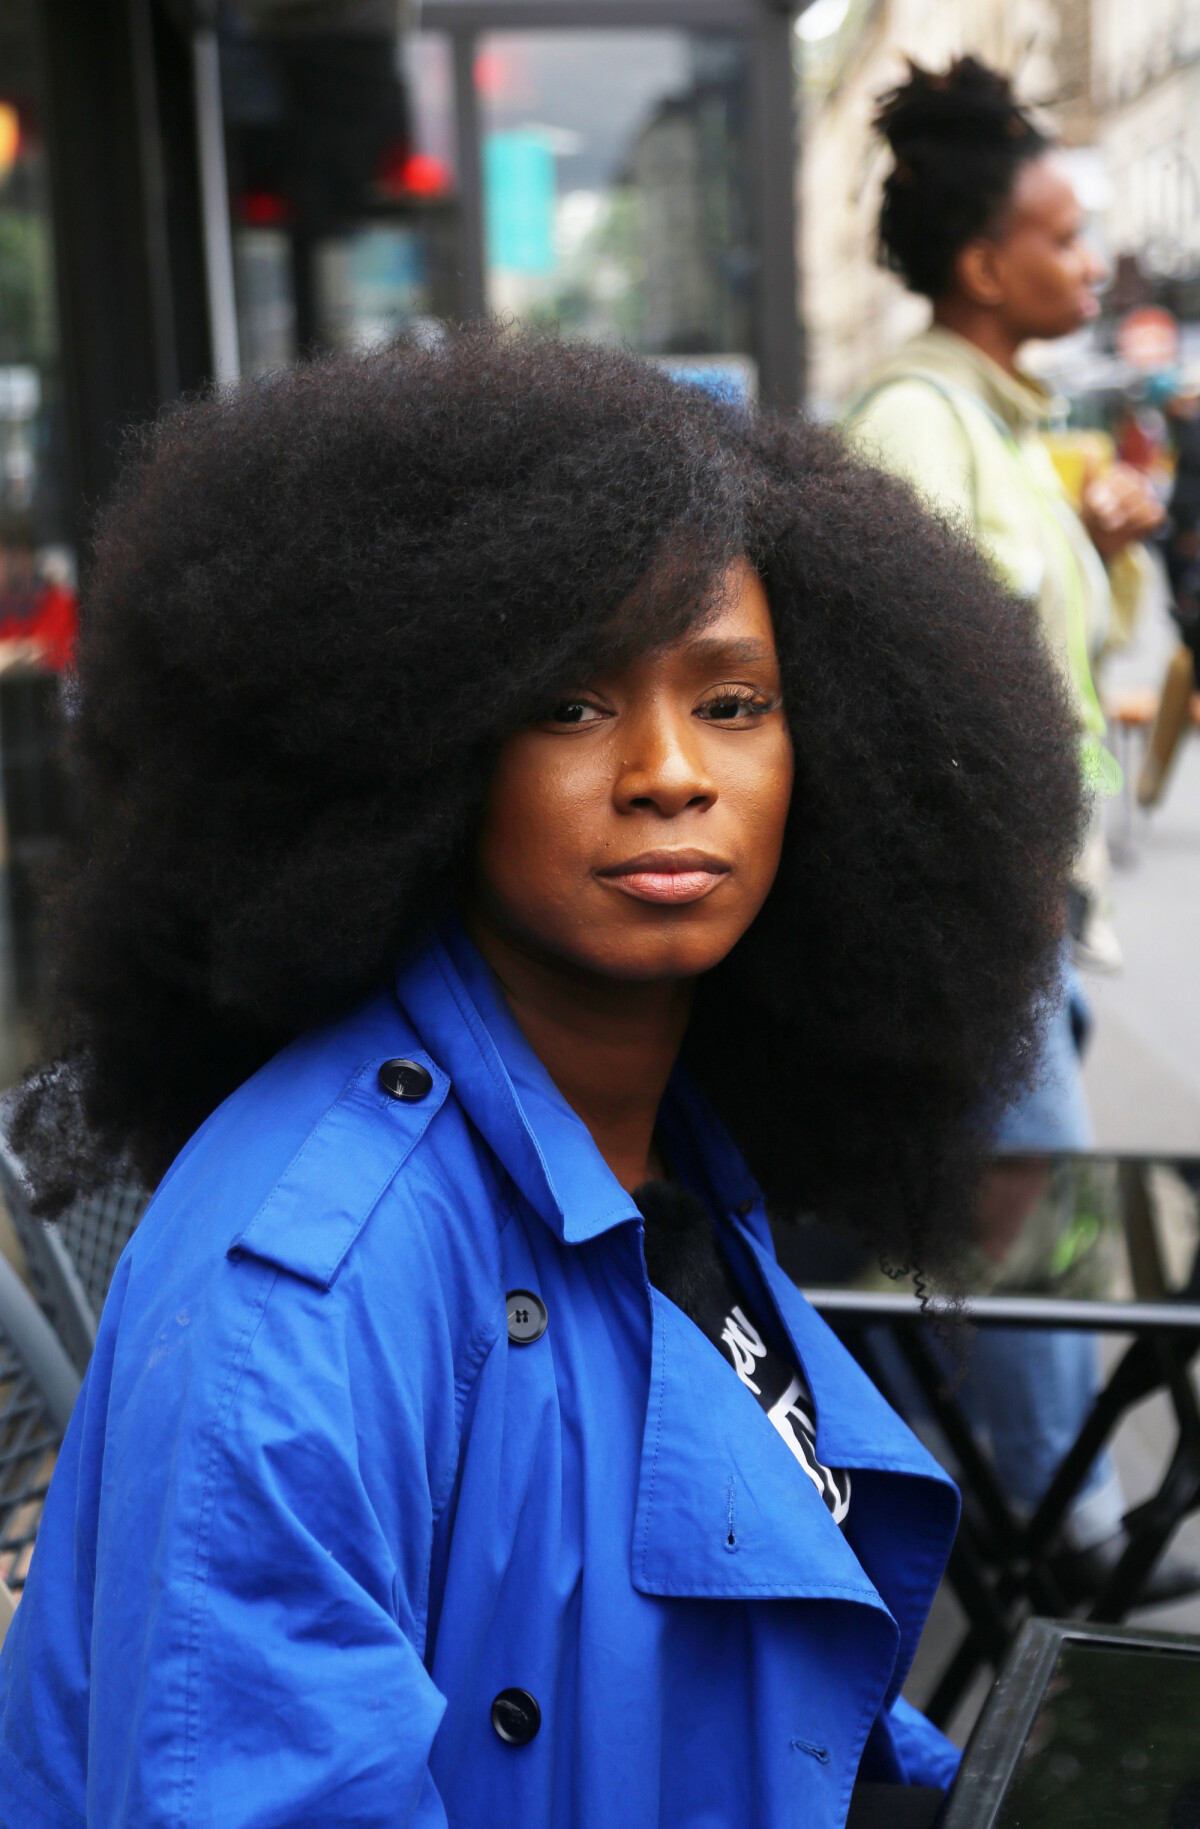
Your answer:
[703,1294,851,1525]
[635,1176,851,1525]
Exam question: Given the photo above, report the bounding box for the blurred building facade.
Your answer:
[1092,0,1200,309]
[798,0,1200,415]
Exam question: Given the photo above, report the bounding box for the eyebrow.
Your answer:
[681,636,775,667]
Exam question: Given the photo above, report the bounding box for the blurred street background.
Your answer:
[0,0,1197,1742]
[0,0,1193,1142]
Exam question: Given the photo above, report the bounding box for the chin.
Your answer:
[584,925,740,983]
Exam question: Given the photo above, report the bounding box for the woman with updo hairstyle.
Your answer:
[851,56,1159,960]
[848,58,1195,1611]
[0,329,1080,1828]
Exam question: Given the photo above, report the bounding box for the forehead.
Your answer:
[1008,154,1081,234]
[604,558,777,680]
[662,558,777,667]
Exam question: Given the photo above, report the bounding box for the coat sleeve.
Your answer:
[161,1261,456,1829]
[0,1240,460,1829]
[886,1694,962,1792]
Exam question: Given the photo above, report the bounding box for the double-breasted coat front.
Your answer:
[0,925,960,1828]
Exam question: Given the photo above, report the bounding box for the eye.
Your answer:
[695,685,778,723]
[539,697,609,728]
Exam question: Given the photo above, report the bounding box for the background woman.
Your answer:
[848,59,1193,1607]
[0,331,1079,1827]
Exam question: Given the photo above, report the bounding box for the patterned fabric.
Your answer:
[697,1290,852,1524]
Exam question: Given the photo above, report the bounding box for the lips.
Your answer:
[597,850,730,905]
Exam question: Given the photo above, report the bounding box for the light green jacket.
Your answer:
[847,327,1138,780]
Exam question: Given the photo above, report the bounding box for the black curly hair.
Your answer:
[15,327,1082,1274]
[875,56,1050,300]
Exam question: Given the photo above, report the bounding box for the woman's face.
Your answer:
[473,558,794,983]
[964,153,1105,341]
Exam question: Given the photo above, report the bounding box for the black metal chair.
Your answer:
[0,1128,142,1596]
[0,1248,79,1592]
[782,1155,1200,1725]
[0,1136,148,1375]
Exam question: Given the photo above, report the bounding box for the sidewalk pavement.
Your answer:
[1082,580,1200,1151]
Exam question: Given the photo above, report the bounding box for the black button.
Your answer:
[735,1198,754,1218]
[506,1289,548,1346]
[378,1058,433,1102]
[491,1688,541,1745]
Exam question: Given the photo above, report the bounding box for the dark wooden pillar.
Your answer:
[33,0,211,541]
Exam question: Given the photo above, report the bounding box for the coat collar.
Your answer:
[395,923,643,1246]
[870,324,1057,441]
[396,926,955,1484]
[397,928,958,1657]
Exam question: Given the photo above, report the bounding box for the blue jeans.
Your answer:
[955,1327,1122,1547]
[992,963,1093,1153]
[971,963,1122,1547]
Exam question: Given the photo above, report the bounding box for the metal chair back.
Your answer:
[0,1137,148,1374]
[0,1250,79,1591]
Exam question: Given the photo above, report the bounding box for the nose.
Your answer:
[612,700,716,818]
[1083,241,1107,288]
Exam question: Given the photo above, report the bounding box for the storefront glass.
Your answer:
[0,0,77,1078]
[476,29,757,394]
[222,17,461,369]
[220,12,761,398]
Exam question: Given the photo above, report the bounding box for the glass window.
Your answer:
[476,30,758,397]
[222,21,461,369]
[0,0,77,1077]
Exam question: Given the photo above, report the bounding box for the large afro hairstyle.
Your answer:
[874,56,1051,301]
[15,326,1082,1273]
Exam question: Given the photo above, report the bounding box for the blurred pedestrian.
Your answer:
[0,518,77,671]
[848,57,1195,1606]
[850,56,1161,974]
[1138,384,1200,807]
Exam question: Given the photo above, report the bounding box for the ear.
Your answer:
[954,238,1006,308]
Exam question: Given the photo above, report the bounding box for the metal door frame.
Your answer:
[421,0,802,409]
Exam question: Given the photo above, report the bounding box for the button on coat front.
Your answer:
[506,1289,548,1345]
[0,924,960,1829]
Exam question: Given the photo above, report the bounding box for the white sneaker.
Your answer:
[1072,912,1124,975]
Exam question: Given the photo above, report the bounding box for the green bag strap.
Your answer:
[849,372,1119,794]
[846,371,987,523]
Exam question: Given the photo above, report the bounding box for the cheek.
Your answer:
[728,738,794,875]
[1038,248,1079,302]
[476,740,592,912]
[1008,241,1060,305]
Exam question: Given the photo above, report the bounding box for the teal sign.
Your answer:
[483,131,556,276]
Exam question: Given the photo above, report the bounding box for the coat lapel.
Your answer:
[632,1285,896,1622]
[749,1241,960,1698]
[656,1076,959,1690]
[398,926,958,1683]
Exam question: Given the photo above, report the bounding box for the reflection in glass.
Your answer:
[234,227,296,374]
[781,1157,1200,1306]
[0,0,77,1078]
[476,30,757,383]
[222,21,461,364]
[999,1642,1200,1826]
[315,225,428,351]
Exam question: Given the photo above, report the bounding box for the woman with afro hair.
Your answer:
[0,328,1080,1829]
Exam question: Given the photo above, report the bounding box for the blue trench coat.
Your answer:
[0,925,960,1828]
